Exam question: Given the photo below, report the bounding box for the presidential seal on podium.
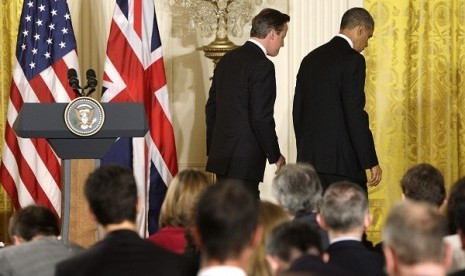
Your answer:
[64,97,105,136]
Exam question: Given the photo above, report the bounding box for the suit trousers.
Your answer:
[215,175,260,199]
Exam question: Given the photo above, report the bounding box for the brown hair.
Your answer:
[159,169,211,228]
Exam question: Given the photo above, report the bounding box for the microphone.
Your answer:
[84,69,98,96]
[67,68,81,96]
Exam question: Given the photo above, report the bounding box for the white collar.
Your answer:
[197,266,247,276]
[337,33,354,49]
[330,236,361,244]
[248,38,267,55]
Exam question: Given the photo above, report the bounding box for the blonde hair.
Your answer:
[248,200,290,276]
[158,169,211,228]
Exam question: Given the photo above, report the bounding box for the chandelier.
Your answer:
[169,0,274,66]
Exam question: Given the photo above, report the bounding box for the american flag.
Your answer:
[0,0,79,217]
[101,0,178,235]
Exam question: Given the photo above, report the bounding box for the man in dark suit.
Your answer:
[293,7,382,191]
[55,165,197,276]
[205,8,289,198]
[318,181,384,276]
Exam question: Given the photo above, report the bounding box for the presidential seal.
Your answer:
[64,97,105,136]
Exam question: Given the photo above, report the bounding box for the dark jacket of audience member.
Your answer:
[55,165,197,276]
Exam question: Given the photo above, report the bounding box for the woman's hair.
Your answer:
[159,169,211,228]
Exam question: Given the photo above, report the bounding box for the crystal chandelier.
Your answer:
[169,0,274,66]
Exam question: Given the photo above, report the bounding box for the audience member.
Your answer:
[272,163,329,249]
[148,169,212,254]
[0,205,83,276]
[383,201,451,276]
[318,181,384,275]
[249,200,290,276]
[55,165,197,276]
[446,177,465,274]
[400,163,446,208]
[450,196,465,276]
[267,220,345,276]
[194,181,261,276]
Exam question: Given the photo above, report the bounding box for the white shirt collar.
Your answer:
[197,266,247,276]
[330,236,361,244]
[248,38,267,55]
[337,33,354,49]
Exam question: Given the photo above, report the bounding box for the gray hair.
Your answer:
[319,181,368,232]
[383,201,447,265]
[272,163,322,216]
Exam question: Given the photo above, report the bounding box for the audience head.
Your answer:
[382,201,450,274]
[8,205,60,245]
[400,163,446,208]
[249,201,289,276]
[84,165,138,226]
[272,163,322,217]
[267,221,322,273]
[318,181,369,234]
[159,169,211,229]
[195,181,260,265]
[250,8,290,39]
[446,176,465,234]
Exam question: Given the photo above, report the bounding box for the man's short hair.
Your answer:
[195,181,259,262]
[319,181,368,232]
[340,7,374,30]
[400,163,446,207]
[84,165,138,226]
[446,176,465,233]
[250,8,290,39]
[272,163,322,216]
[383,201,447,265]
[8,205,60,242]
[267,221,322,262]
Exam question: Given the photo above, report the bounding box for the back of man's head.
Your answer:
[267,221,322,264]
[400,163,446,208]
[195,181,259,263]
[446,177,465,234]
[9,205,60,243]
[319,181,368,232]
[383,201,447,266]
[85,165,138,226]
[272,163,322,217]
[250,8,290,38]
[340,7,374,30]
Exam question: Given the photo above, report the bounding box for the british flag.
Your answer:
[0,0,79,217]
[101,0,178,235]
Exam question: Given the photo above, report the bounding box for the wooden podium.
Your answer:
[13,102,148,245]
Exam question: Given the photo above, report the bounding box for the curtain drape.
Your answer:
[364,0,465,243]
[0,0,23,243]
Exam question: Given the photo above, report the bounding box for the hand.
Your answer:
[367,165,382,187]
[275,155,286,174]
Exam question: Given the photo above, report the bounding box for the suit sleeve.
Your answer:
[293,67,304,149]
[205,75,217,156]
[249,59,281,164]
[341,54,378,169]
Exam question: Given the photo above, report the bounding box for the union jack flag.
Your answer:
[0,0,79,217]
[101,0,178,235]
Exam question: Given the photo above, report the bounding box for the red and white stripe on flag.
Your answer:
[0,0,79,217]
[101,0,178,235]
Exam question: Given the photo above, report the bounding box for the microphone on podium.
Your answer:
[84,69,98,96]
[67,68,82,96]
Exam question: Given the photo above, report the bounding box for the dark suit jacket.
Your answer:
[326,240,385,276]
[293,36,378,184]
[288,254,348,276]
[206,41,281,182]
[55,230,197,276]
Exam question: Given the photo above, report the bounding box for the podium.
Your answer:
[13,102,148,241]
